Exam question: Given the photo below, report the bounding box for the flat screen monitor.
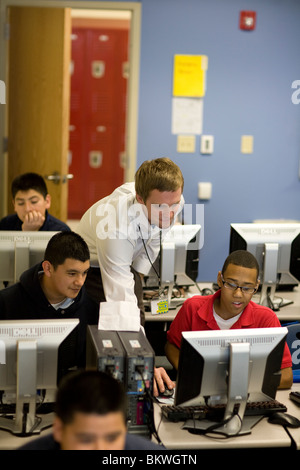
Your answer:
[0,318,79,436]
[0,231,58,288]
[143,224,201,309]
[230,223,300,309]
[175,327,287,436]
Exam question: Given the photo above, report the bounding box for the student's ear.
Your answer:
[45,193,51,209]
[217,271,223,289]
[136,193,145,205]
[42,260,54,277]
[52,416,63,445]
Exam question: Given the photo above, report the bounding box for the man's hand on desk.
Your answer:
[153,367,175,397]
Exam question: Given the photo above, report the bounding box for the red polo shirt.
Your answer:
[167,290,292,369]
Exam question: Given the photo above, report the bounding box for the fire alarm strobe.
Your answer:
[240,11,256,30]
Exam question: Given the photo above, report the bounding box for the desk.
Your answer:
[278,386,300,449]
[153,384,300,450]
[145,283,300,324]
[0,425,52,450]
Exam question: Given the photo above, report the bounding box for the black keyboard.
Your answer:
[161,400,287,422]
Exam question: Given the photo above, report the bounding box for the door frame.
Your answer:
[0,0,141,218]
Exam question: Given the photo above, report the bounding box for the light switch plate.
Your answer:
[201,135,214,154]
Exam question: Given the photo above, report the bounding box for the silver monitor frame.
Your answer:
[176,327,287,437]
[0,231,58,286]
[0,318,79,436]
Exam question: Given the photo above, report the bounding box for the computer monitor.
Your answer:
[0,231,58,288]
[0,318,79,436]
[230,223,300,309]
[143,224,201,309]
[175,327,287,437]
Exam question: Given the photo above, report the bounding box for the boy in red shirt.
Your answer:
[166,250,293,389]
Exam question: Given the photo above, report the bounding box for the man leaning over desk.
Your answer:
[77,157,185,396]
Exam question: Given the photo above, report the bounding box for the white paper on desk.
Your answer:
[98,301,140,332]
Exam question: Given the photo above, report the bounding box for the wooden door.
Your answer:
[7,6,71,221]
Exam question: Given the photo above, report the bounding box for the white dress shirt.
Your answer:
[77,183,184,306]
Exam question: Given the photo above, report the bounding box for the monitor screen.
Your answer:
[0,230,58,287]
[143,224,201,309]
[0,318,79,436]
[230,223,300,309]
[175,327,287,436]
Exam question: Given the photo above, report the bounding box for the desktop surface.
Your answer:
[144,283,300,323]
[0,387,300,450]
[153,384,300,450]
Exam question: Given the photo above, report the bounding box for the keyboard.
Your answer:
[161,400,287,422]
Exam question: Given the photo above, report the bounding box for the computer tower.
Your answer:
[86,326,125,382]
[117,330,155,436]
[86,326,155,437]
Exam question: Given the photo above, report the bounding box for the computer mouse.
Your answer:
[158,388,174,399]
[268,412,300,428]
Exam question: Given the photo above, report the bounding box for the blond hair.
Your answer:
[135,157,184,202]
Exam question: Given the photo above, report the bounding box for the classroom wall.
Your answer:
[74,0,300,281]
[135,0,300,281]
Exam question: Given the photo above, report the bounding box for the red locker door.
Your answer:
[68,27,129,220]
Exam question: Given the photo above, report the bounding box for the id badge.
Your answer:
[151,297,169,315]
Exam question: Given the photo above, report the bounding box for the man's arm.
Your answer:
[96,237,138,303]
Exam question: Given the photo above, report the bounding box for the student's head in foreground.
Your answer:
[53,370,128,450]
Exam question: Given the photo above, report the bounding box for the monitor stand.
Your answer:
[0,340,54,436]
[183,342,263,437]
[256,242,293,310]
[260,284,293,310]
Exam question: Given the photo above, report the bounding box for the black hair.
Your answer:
[222,250,259,278]
[11,172,48,199]
[44,231,90,268]
[55,370,127,424]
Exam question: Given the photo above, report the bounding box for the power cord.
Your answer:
[135,365,164,446]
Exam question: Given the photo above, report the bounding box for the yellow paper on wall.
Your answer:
[173,55,208,97]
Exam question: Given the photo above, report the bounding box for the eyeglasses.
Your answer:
[221,275,258,295]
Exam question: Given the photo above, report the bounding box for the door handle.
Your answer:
[44,172,74,184]
[62,174,74,183]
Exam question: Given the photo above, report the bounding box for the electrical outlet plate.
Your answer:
[198,182,212,200]
[177,135,196,153]
[241,135,254,154]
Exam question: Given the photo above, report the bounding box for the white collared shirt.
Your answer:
[77,182,184,305]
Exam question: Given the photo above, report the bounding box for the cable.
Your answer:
[138,225,161,282]
[282,425,297,450]
[188,411,243,439]
[135,365,164,446]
